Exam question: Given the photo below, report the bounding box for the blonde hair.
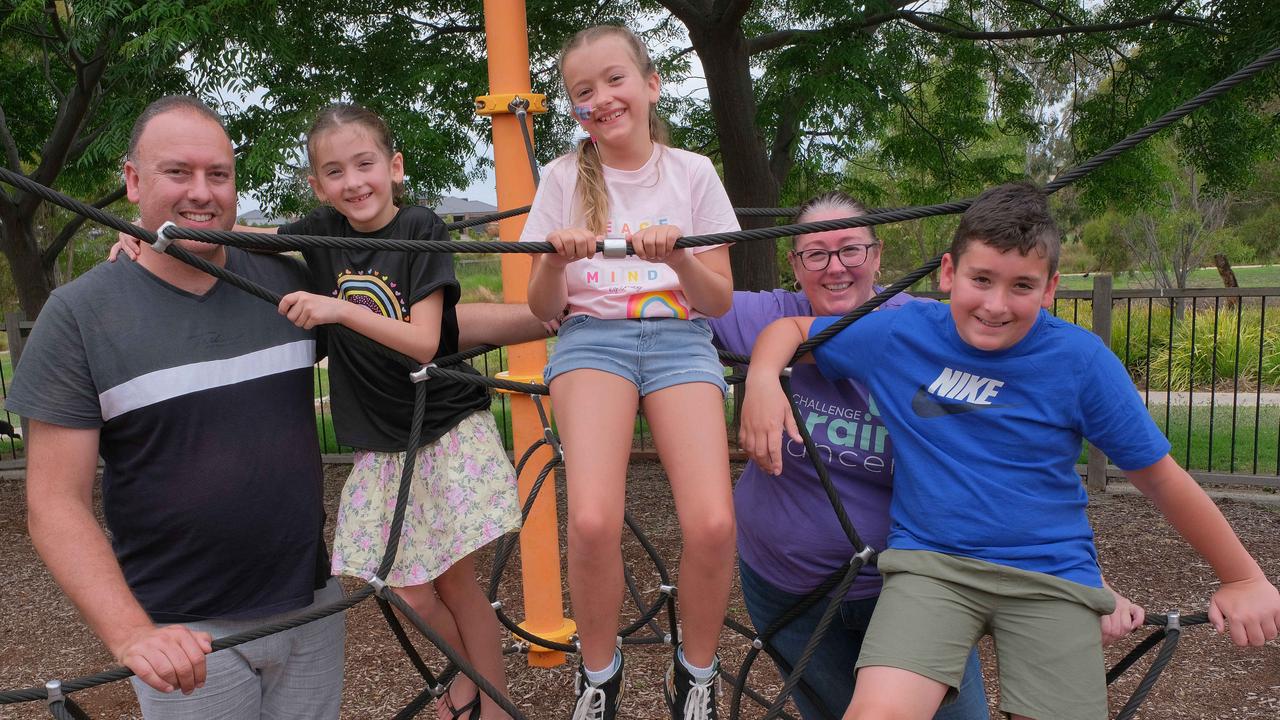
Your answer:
[559,25,670,235]
[306,103,405,206]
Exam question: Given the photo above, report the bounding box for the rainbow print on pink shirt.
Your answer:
[626,290,690,319]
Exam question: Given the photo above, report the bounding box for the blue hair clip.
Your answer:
[572,104,592,121]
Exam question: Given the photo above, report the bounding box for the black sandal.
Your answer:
[436,690,481,720]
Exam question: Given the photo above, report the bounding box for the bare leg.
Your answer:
[436,554,512,720]
[643,382,735,667]
[395,582,478,715]
[551,369,639,671]
[843,666,948,720]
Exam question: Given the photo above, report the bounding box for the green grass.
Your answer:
[1058,265,1280,291]
[456,256,505,302]
[1076,404,1280,474]
[314,367,330,399]
[1153,403,1280,475]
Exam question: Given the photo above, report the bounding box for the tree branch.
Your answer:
[711,0,754,28]
[0,104,22,172]
[41,184,127,268]
[24,25,115,211]
[383,14,482,36]
[66,122,108,164]
[1011,0,1081,26]
[747,29,820,56]
[41,40,67,103]
[884,6,1190,41]
[659,0,703,24]
[45,0,87,67]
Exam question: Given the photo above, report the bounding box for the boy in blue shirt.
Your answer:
[740,182,1280,720]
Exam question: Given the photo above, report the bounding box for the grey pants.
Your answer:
[130,578,345,720]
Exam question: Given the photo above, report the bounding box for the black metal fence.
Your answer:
[4,279,1278,487]
[919,279,1280,489]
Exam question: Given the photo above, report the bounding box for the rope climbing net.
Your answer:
[0,43,1276,720]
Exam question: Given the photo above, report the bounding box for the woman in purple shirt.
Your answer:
[708,191,989,720]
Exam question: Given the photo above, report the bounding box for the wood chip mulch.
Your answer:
[1,461,1277,719]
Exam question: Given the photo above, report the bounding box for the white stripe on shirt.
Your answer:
[99,340,315,421]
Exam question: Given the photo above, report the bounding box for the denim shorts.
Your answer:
[545,315,727,396]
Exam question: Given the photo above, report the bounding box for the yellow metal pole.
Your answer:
[479,0,574,668]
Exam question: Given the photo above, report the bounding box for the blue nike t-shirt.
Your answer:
[810,302,1169,587]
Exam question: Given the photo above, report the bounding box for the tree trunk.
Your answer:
[0,212,56,318]
[1214,253,1239,309]
[688,25,780,291]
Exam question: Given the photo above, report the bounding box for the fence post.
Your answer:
[5,310,28,443]
[5,310,26,368]
[1086,275,1113,492]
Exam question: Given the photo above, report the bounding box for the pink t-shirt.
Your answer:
[519,145,739,320]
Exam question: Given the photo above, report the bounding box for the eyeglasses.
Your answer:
[791,243,880,272]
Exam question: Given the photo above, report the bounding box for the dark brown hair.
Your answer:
[306,103,405,206]
[949,181,1060,275]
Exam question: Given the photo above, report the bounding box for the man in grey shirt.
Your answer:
[8,96,344,719]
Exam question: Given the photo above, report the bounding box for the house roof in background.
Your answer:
[432,196,498,215]
[238,209,293,226]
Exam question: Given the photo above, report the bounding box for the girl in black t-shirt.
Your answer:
[275,104,519,720]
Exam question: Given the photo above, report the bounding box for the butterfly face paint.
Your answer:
[572,104,593,122]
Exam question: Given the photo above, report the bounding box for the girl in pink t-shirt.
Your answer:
[521,24,737,720]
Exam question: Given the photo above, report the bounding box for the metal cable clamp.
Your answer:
[1164,610,1180,635]
[153,221,179,253]
[410,363,437,384]
[602,234,627,259]
[44,680,63,708]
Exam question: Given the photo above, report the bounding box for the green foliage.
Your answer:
[1042,293,1280,392]
[1140,303,1280,391]
[1080,210,1134,272]
[1073,0,1280,211]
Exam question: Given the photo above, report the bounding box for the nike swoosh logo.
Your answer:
[911,387,1011,418]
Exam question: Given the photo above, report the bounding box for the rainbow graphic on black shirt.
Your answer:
[626,290,690,319]
[334,269,406,320]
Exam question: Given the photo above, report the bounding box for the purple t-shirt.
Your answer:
[710,289,917,599]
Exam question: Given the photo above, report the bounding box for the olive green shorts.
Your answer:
[857,549,1116,720]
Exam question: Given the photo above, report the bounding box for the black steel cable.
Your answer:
[444,205,532,231]
[1114,625,1182,720]
[513,101,541,188]
[0,41,1273,720]
[379,588,526,720]
[761,561,865,720]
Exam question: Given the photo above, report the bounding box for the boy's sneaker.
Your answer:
[570,656,624,720]
[664,654,720,720]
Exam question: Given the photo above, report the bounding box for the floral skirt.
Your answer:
[331,411,521,586]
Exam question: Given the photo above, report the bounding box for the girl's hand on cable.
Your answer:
[278,291,349,330]
[1208,574,1280,647]
[629,224,690,267]
[108,231,145,262]
[545,228,599,267]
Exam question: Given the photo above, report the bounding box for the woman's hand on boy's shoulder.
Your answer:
[1210,574,1280,647]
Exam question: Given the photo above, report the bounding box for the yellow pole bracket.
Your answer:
[493,370,546,392]
[475,93,549,116]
